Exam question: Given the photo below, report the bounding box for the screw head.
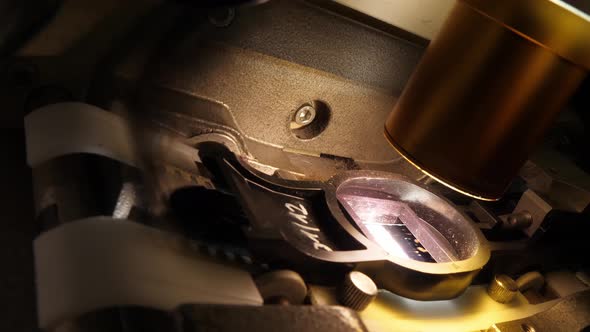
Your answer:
[294,105,316,126]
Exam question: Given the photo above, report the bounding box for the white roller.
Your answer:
[25,102,137,167]
[34,218,263,329]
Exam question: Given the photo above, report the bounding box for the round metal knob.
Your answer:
[504,211,533,230]
[488,274,518,303]
[339,271,378,311]
[254,270,307,305]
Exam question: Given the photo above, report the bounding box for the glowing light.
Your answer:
[364,223,410,259]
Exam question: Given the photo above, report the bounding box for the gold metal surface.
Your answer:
[385,0,590,200]
[361,285,558,332]
[487,274,518,304]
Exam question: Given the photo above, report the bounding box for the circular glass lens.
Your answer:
[336,177,471,263]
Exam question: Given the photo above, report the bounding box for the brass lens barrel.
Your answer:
[385,0,590,200]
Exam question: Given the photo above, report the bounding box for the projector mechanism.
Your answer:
[167,142,491,302]
[21,0,590,330]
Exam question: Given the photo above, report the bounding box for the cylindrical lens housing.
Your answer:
[385,0,590,200]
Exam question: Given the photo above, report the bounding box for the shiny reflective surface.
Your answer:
[463,0,590,68]
[338,193,458,263]
[348,271,378,296]
[327,172,491,300]
[385,0,590,200]
[336,176,476,265]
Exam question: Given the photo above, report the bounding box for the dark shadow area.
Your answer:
[0,129,37,331]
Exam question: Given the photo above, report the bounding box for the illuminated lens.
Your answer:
[337,187,459,263]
